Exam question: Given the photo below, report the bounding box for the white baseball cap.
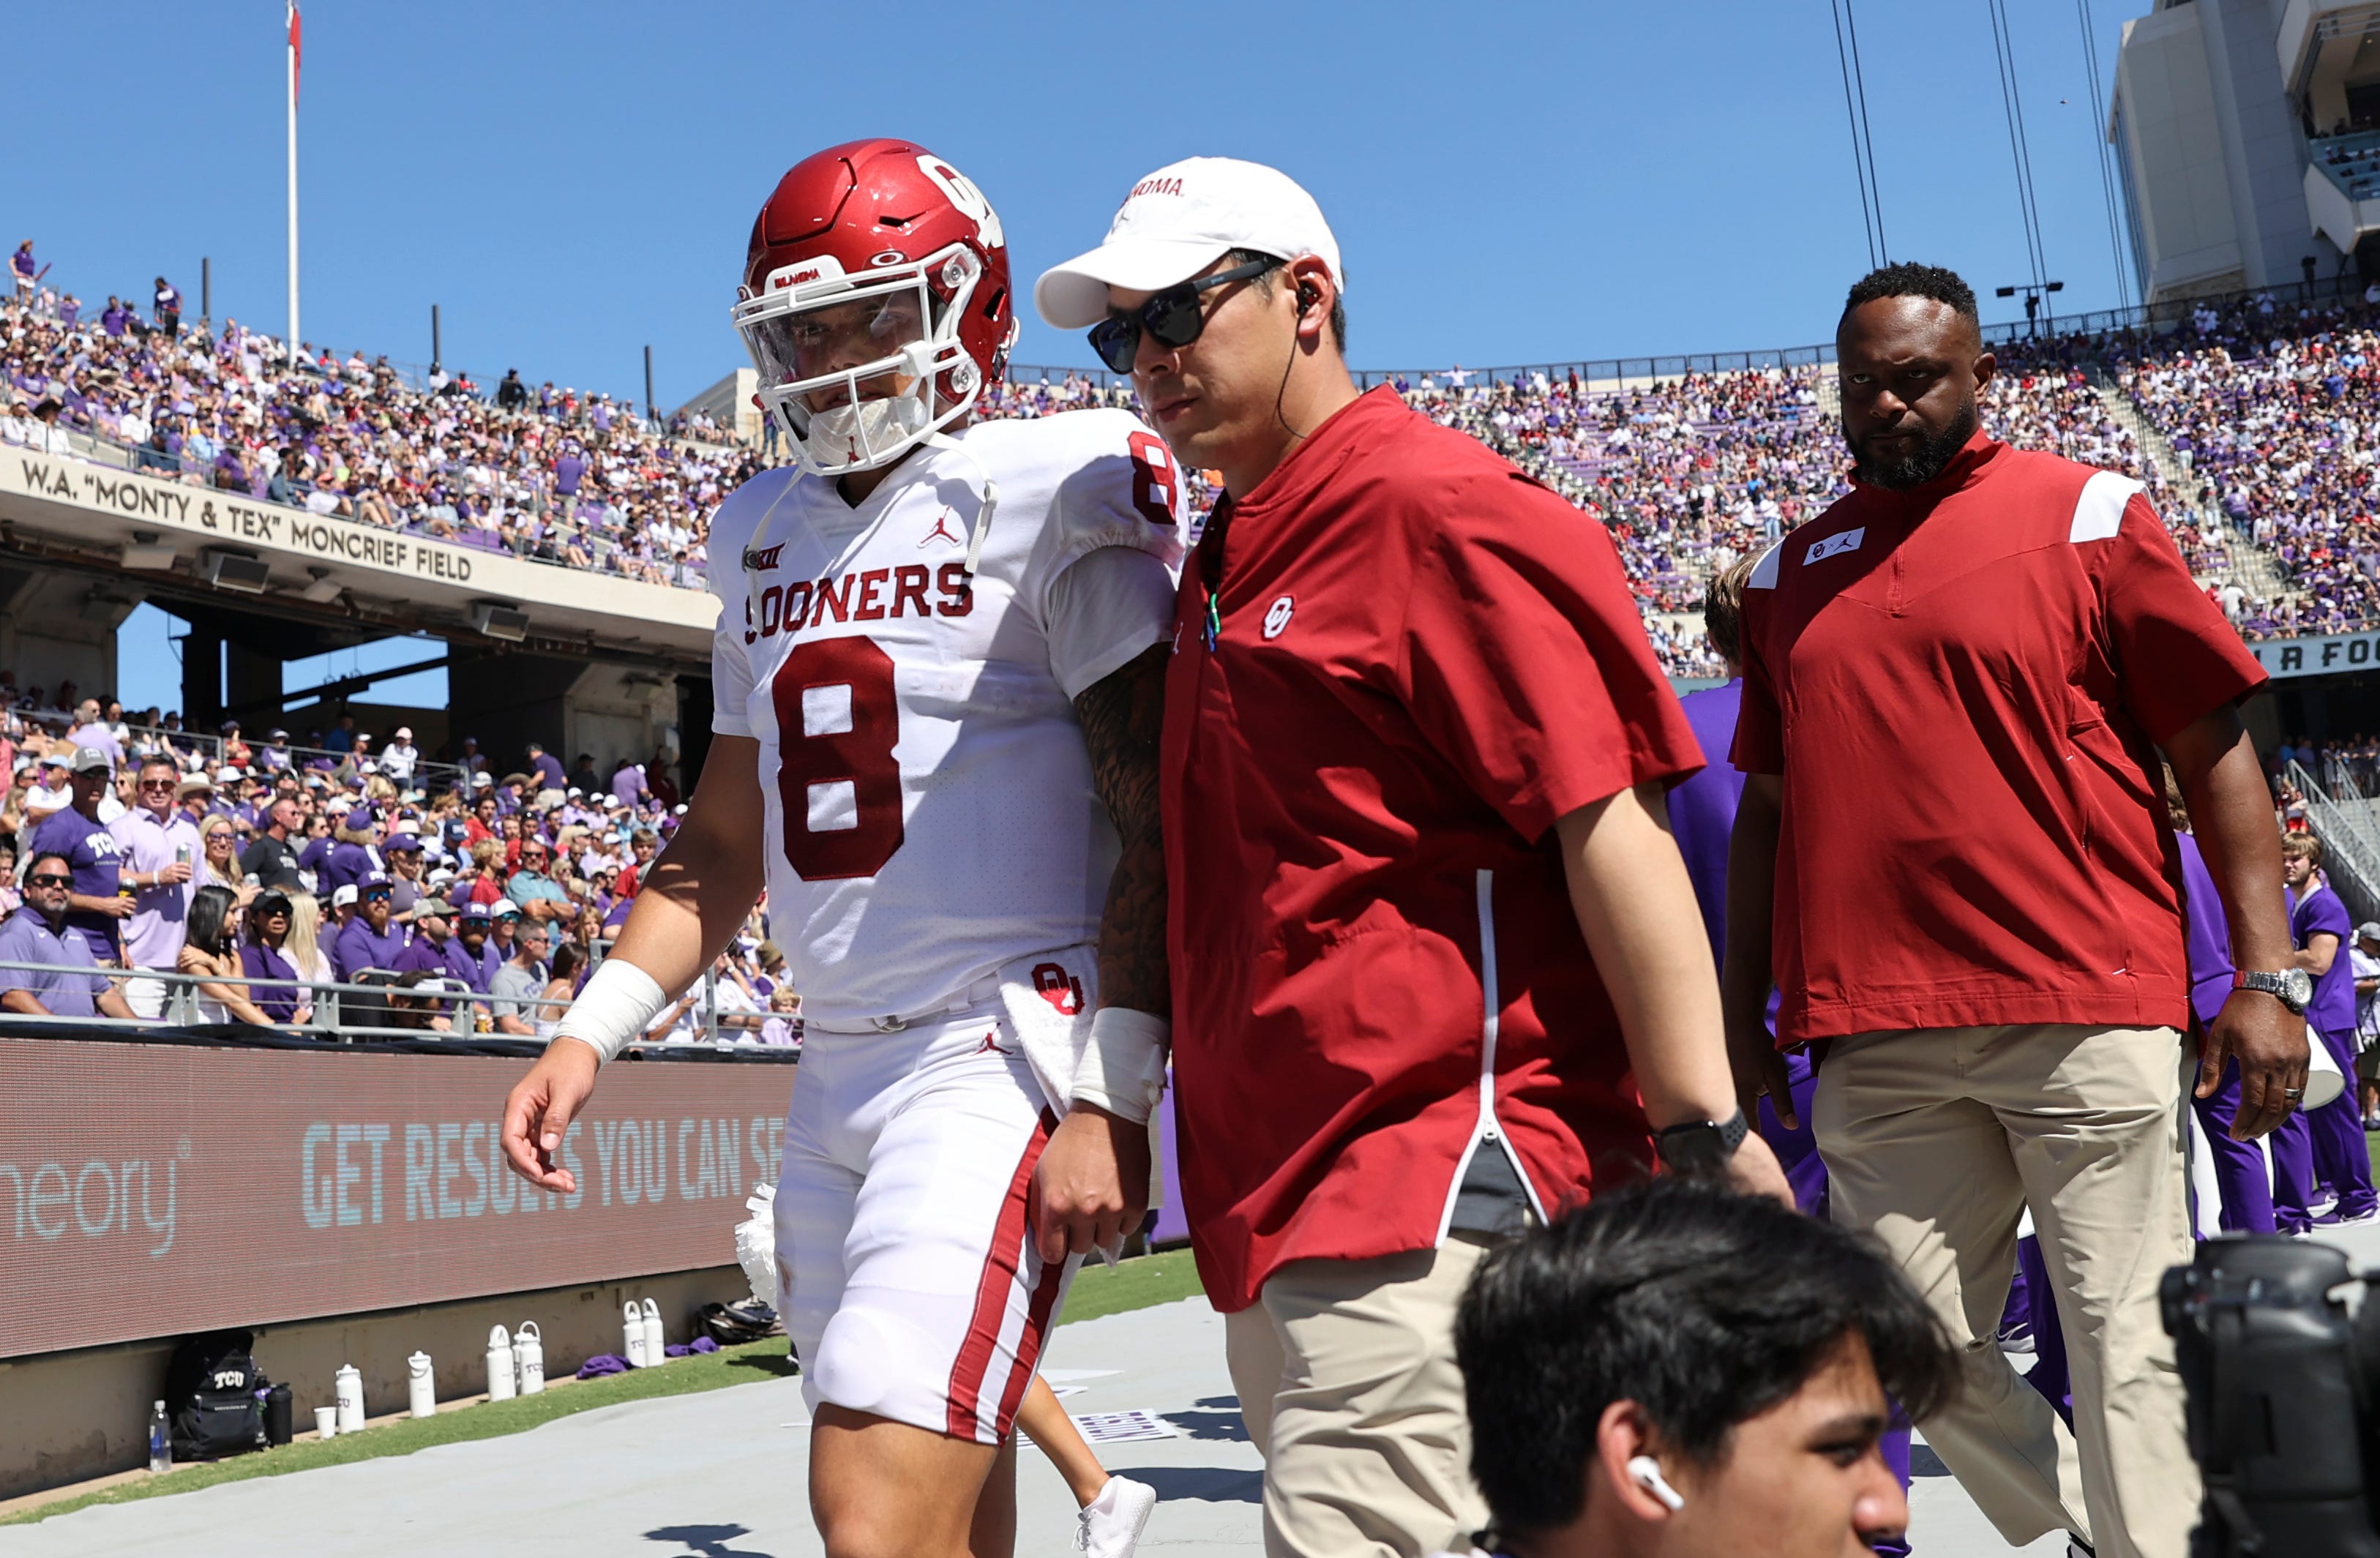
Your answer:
[1034,157,1344,330]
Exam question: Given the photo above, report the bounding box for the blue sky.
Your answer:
[8,0,2151,711]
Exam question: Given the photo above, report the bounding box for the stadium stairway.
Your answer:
[2084,367,2289,604]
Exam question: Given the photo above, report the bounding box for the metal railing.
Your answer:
[2289,760,2380,924]
[0,954,787,1049]
[6,714,472,795]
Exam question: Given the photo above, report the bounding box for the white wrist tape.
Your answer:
[555,958,671,1064]
[1071,1006,1171,1125]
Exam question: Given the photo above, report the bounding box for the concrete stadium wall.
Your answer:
[0,1263,754,1499]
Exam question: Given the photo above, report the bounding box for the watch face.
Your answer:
[2286,968,2316,1009]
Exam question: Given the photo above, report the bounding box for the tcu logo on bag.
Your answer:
[1033,962,1086,1017]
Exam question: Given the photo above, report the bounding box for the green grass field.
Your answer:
[4,1246,1208,1528]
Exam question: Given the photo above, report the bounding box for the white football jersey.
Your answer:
[707,408,1186,1026]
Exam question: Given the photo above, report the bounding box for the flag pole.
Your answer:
[285,3,300,366]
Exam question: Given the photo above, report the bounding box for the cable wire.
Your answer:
[1830,0,1889,267]
[1988,0,2051,288]
[2076,0,2135,310]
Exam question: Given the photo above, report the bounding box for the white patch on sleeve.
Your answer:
[1747,539,1786,590]
[801,684,853,738]
[807,780,858,833]
[2069,471,2140,543]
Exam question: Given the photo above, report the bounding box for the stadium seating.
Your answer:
[15,266,2368,677]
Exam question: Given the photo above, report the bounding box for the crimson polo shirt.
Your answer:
[1162,386,1704,1314]
[1732,432,2267,1044]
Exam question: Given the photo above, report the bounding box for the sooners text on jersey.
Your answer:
[707,408,1183,1026]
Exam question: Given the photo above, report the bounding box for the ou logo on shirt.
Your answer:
[1262,595,1295,640]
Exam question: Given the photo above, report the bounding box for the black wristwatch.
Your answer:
[1655,1108,1749,1180]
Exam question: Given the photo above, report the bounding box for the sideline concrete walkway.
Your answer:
[13,1218,2377,1557]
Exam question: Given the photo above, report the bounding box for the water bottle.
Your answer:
[148,1400,171,1473]
[514,1322,545,1396]
[486,1325,516,1401]
[407,1352,435,1419]
[622,1300,648,1367]
[640,1297,665,1365]
[334,1364,364,1434]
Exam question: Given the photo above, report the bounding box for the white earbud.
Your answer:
[1626,1454,1685,1511]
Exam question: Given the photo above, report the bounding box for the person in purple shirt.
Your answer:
[321,812,382,896]
[394,899,476,981]
[0,853,133,1019]
[2283,834,2377,1224]
[610,759,648,811]
[239,891,307,1025]
[449,902,504,995]
[329,873,408,980]
[2169,783,2277,1234]
[29,749,128,964]
[1662,560,1913,1548]
[526,741,567,795]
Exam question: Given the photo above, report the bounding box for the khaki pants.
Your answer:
[1813,1024,2198,1558]
[1224,1235,1494,1558]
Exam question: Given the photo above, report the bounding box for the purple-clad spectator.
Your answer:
[240,891,307,1025]
[152,276,182,338]
[610,759,648,811]
[527,741,567,795]
[8,241,34,300]
[2283,834,2377,1225]
[2171,814,2275,1234]
[0,853,133,1020]
[449,901,504,995]
[28,749,127,964]
[329,872,407,979]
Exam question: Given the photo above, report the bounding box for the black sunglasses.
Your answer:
[1085,256,1279,374]
[26,873,71,888]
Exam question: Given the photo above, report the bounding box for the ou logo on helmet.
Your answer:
[916,157,1003,249]
[1262,595,1295,640]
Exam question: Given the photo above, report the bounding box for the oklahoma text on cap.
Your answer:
[1034,157,1343,330]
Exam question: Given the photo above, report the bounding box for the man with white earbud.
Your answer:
[1447,1180,1961,1558]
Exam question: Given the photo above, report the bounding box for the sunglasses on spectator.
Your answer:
[363,889,392,901]
[1086,256,1280,374]
[138,777,176,791]
[26,873,71,888]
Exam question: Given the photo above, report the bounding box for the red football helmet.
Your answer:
[733,139,1017,475]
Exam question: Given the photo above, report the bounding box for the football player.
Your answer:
[501,139,1177,1558]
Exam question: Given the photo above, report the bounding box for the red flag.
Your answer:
[288,3,302,103]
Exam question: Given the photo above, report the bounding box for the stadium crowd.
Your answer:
[0,689,798,1046]
[18,246,2380,675]
[0,278,753,591]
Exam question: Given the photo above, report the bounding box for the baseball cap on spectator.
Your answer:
[68,746,111,774]
[383,834,422,854]
[222,719,241,732]
[268,728,288,741]
[332,884,359,908]
[214,766,241,784]
[492,898,521,919]
[415,897,454,917]
[459,902,491,924]
[359,871,392,895]
[2361,922,2380,943]
[566,786,584,799]
[1033,157,1345,329]
[394,726,412,741]
[471,773,494,789]
[38,752,67,770]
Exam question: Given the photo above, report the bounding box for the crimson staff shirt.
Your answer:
[1732,431,2267,1044]
[1162,387,1704,1314]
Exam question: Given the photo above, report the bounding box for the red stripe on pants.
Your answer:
[945,1110,1055,1440]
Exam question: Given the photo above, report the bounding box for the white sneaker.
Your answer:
[1077,1475,1157,1557]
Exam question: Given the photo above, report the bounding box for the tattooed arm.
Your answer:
[1032,641,1172,1263]
[1080,642,1171,1019]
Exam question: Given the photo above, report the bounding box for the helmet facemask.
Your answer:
[733,244,987,476]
